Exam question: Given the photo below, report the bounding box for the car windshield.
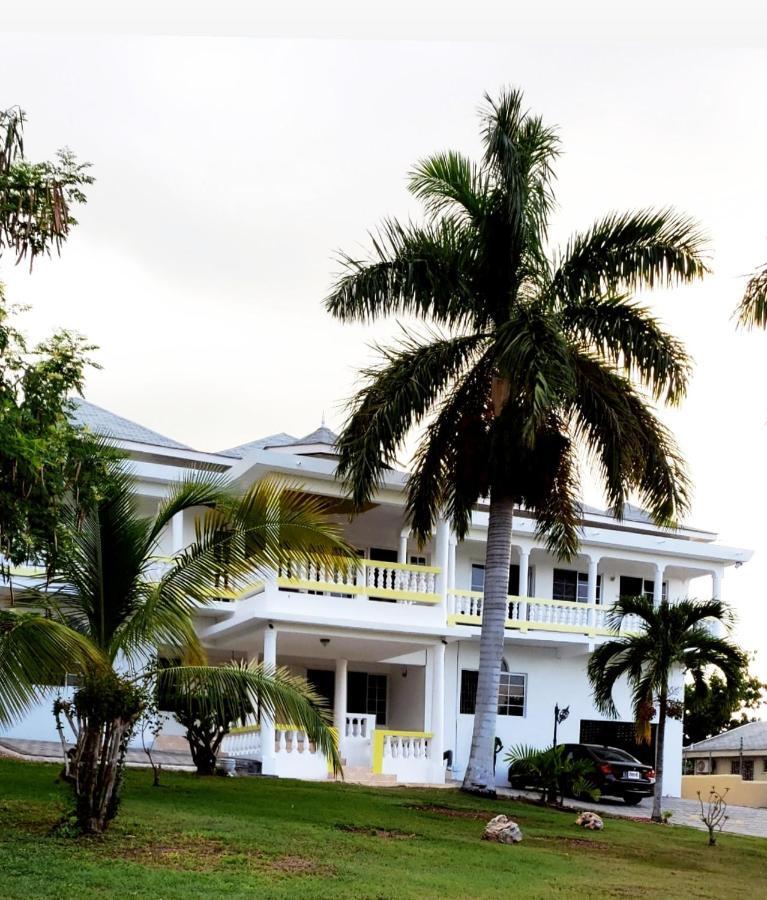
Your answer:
[590,747,641,764]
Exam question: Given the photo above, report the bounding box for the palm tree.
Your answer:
[735,261,767,328]
[587,596,744,821]
[325,87,707,796]
[0,468,348,833]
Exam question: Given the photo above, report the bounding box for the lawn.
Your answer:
[0,758,763,899]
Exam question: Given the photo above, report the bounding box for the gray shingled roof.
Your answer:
[216,432,297,459]
[292,425,338,447]
[68,398,192,451]
[685,720,767,753]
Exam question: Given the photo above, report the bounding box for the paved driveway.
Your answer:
[498,788,767,839]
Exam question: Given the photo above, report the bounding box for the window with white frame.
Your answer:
[552,568,601,603]
[459,660,526,717]
[471,563,528,596]
[619,576,667,602]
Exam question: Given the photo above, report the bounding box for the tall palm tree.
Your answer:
[325,88,707,795]
[0,468,348,833]
[587,596,744,821]
[735,261,767,328]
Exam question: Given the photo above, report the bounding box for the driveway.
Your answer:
[498,788,767,839]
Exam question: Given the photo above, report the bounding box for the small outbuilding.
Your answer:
[683,721,767,781]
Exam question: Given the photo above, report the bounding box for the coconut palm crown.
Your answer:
[587,595,744,822]
[735,260,767,329]
[325,88,707,794]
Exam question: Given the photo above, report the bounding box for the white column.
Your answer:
[171,511,184,553]
[334,658,348,736]
[518,549,530,597]
[435,517,450,613]
[587,556,600,604]
[712,570,722,601]
[447,534,457,614]
[261,626,277,775]
[653,564,664,607]
[398,530,410,565]
[430,641,446,782]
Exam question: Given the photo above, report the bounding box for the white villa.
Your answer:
[0,399,753,795]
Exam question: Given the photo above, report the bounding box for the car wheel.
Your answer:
[623,793,644,806]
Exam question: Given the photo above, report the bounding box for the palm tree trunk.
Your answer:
[461,492,514,796]
[651,686,668,822]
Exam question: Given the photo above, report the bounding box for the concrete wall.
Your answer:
[442,639,684,796]
[682,774,767,808]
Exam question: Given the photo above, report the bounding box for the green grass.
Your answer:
[0,759,763,899]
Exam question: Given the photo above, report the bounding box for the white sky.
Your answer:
[2,4,766,680]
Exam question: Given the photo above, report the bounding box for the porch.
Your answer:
[205,625,448,785]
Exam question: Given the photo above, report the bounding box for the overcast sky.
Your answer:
[2,6,766,679]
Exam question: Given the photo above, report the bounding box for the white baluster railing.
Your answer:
[277,557,441,605]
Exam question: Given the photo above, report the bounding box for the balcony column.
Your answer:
[518,549,530,597]
[653,564,665,607]
[429,641,446,781]
[260,625,277,775]
[398,529,410,564]
[712,569,722,601]
[447,534,457,614]
[435,517,451,614]
[171,511,184,553]
[587,555,600,634]
[334,658,348,737]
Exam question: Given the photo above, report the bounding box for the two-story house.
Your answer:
[0,399,752,796]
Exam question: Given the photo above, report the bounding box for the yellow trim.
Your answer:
[277,577,440,604]
[449,588,484,599]
[229,724,261,735]
[372,729,434,774]
[8,565,46,577]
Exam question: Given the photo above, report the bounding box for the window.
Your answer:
[347,671,387,725]
[619,576,667,601]
[731,759,755,781]
[552,569,601,603]
[409,554,428,566]
[470,563,524,596]
[459,663,526,717]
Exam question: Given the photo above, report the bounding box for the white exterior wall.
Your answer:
[443,641,684,796]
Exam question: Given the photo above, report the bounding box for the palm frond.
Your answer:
[325,217,481,329]
[408,151,489,224]
[336,331,487,509]
[159,662,342,773]
[735,262,767,329]
[561,293,691,405]
[0,610,106,725]
[552,208,709,302]
[568,351,690,526]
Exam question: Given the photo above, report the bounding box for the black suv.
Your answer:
[562,743,655,805]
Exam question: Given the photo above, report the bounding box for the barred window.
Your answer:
[459,663,526,717]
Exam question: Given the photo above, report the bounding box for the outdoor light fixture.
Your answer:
[553,703,570,747]
[320,638,330,646]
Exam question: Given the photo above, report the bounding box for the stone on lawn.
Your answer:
[575,811,604,830]
[483,814,523,844]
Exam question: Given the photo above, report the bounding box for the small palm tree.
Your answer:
[735,261,767,328]
[0,468,348,833]
[325,87,707,794]
[587,596,744,822]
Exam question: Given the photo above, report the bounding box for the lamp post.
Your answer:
[553,703,570,747]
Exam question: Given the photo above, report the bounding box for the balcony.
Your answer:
[447,589,643,637]
[277,558,441,605]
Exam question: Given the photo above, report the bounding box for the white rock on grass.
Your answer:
[483,814,523,844]
[575,811,604,830]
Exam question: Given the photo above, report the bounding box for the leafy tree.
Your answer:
[0,296,116,569]
[684,656,766,745]
[588,596,744,821]
[0,106,92,267]
[0,469,348,833]
[325,87,706,795]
